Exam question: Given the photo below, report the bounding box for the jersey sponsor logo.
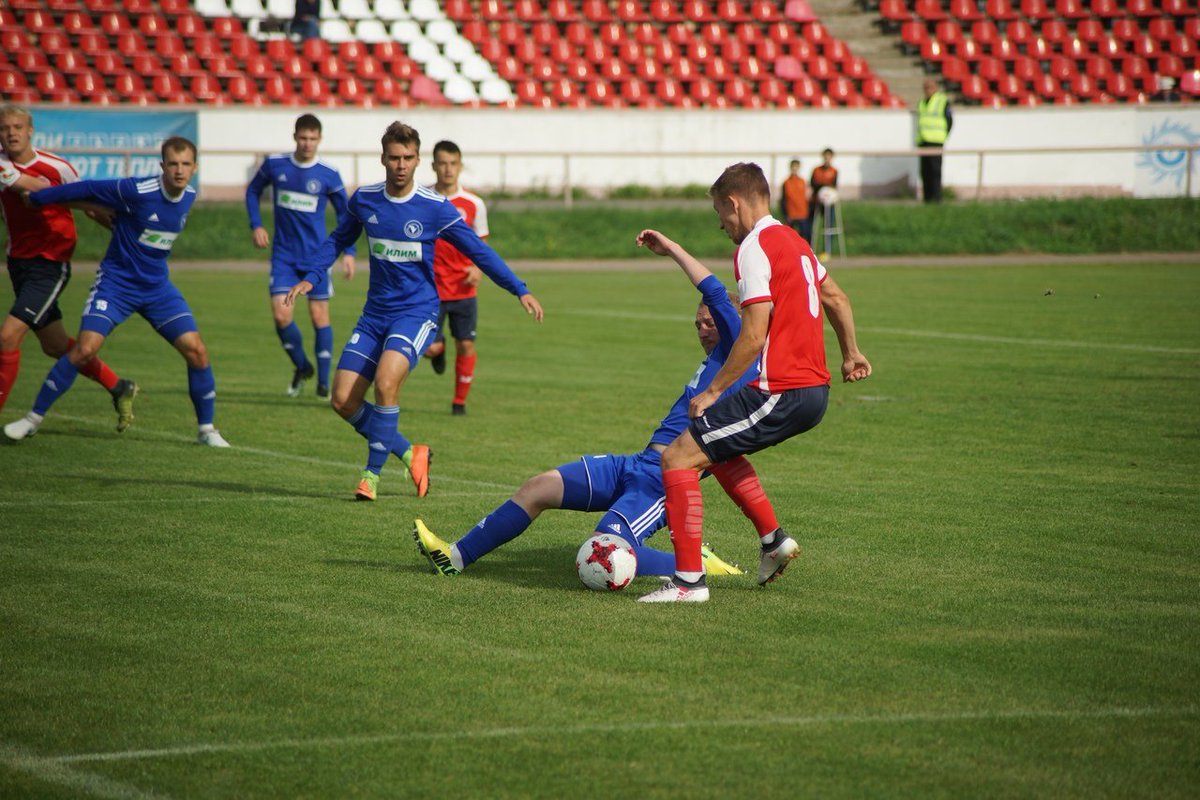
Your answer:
[277,190,319,213]
[306,179,321,194]
[369,236,422,263]
[138,229,178,250]
[403,220,424,238]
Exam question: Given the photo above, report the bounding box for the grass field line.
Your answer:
[557,308,1200,354]
[0,742,172,800]
[46,705,1199,766]
[39,413,517,492]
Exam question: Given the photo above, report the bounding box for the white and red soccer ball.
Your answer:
[576,534,637,591]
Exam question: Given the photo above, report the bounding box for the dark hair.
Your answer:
[789,158,800,168]
[433,140,461,158]
[294,113,322,134]
[161,136,197,161]
[381,121,420,151]
[822,148,834,157]
[709,162,770,203]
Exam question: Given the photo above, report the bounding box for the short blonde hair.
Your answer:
[0,104,33,123]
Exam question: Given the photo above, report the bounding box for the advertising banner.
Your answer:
[29,109,199,181]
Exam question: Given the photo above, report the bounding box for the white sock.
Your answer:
[676,570,703,583]
[760,529,779,546]
[26,412,44,425]
[198,423,216,434]
[449,544,465,572]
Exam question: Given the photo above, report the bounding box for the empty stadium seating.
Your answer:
[2,1,1193,108]
[878,0,1199,104]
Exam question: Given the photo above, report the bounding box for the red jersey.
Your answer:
[0,149,79,262]
[431,188,489,301]
[734,216,831,392]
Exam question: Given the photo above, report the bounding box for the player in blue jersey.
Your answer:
[246,114,356,399]
[3,137,231,447]
[412,229,784,580]
[284,121,543,501]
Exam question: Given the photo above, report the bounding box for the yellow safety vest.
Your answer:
[917,92,949,145]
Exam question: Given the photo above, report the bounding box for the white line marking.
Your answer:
[861,326,1200,355]
[1,742,172,800]
[46,705,1197,765]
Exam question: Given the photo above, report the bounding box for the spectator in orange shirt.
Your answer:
[808,147,839,241]
[780,158,810,243]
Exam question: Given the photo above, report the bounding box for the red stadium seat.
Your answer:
[1032,72,1063,99]
[1126,0,1158,16]
[994,73,1024,101]
[984,0,1019,19]
[24,10,57,32]
[1026,36,1052,60]
[55,50,91,74]
[302,38,332,61]
[113,71,146,98]
[191,75,226,103]
[299,76,334,106]
[548,0,579,20]
[1090,0,1122,17]
[934,20,963,46]
[280,55,314,78]
[1006,19,1035,46]
[992,38,1018,60]
[151,72,184,100]
[954,39,982,62]
[900,21,927,53]
[159,0,191,13]
[40,31,73,55]
[1105,73,1142,100]
[171,54,206,78]
[582,0,612,20]
[139,13,171,37]
[156,34,185,58]
[970,20,999,47]
[16,50,50,73]
[615,0,649,21]
[959,74,993,102]
[1111,18,1141,44]
[920,38,946,63]
[949,0,983,20]
[496,56,522,80]
[913,0,947,20]
[512,0,540,21]
[209,54,243,79]
[1040,20,1071,46]
[1069,73,1099,99]
[1162,0,1196,12]
[1131,36,1162,59]
[1062,38,1088,60]
[860,76,889,103]
[1085,55,1114,79]
[1012,55,1040,82]
[74,69,108,98]
[977,56,1006,83]
[338,77,368,105]
[262,75,295,103]
[99,11,130,34]
[480,0,510,19]
[586,79,621,106]
[356,56,384,79]
[1148,17,1177,43]
[1075,18,1106,46]
[211,18,243,38]
[1180,69,1200,96]
[807,54,834,79]
[1095,36,1123,59]
[318,55,348,79]
[61,11,98,33]
[93,52,126,74]
[36,71,70,97]
[843,54,871,79]
[1047,56,1077,81]
[131,53,165,75]
[1055,0,1089,18]
[1122,55,1152,83]
[191,33,221,59]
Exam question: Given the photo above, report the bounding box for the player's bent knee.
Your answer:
[514,470,564,513]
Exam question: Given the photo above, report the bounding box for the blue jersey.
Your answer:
[31,176,196,288]
[305,182,528,321]
[648,274,759,448]
[245,154,354,264]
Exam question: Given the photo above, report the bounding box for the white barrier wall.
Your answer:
[197,104,1200,199]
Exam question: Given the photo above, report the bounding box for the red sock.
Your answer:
[453,353,476,406]
[663,468,704,574]
[0,349,20,412]
[709,456,780,537]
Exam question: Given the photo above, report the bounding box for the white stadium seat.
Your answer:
[230,0,268,18]
[266,0,294,17]
[390,19,422,44]
[354,18,390,42]
[405,36,438,63]
[425,18,457,44]
[460,54,495,82]
[319,18,354,41]
[408,0,442,22]
[195,0,230,16]
[372,0,409,22]
[443,36,476,63]
[442,75,479,104]
[319,0,336,18]
[338,0,373,20]
[422,54,457,81]
[479,78,514,104]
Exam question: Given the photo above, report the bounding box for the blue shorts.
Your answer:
[557,449,666,547]
[336,310,439,379]
[270,258,332,300]
[79,274,197,343]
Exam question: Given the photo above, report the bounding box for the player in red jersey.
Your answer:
[0,105,136,429]
[423,140,489,415]
[638,162,872,603]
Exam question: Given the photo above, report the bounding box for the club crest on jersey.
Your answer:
[306,179,321,194]
[404,220,424,238]
[369,236,422,262]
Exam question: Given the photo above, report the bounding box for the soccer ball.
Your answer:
[576,534,637,591]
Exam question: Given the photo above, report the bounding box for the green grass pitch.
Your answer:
[1,259,1198,798]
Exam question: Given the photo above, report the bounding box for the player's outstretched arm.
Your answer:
[635,229,713,287]
[820,273,871,383]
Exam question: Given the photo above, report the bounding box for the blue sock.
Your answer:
[32,356,80,416]
[187,365,216,426]
[276,322,309,370]
[633,544,676,577]
[314,325,333,388]
[365,404,398,475]
[349,403,411,461]
[456,499,533,568]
